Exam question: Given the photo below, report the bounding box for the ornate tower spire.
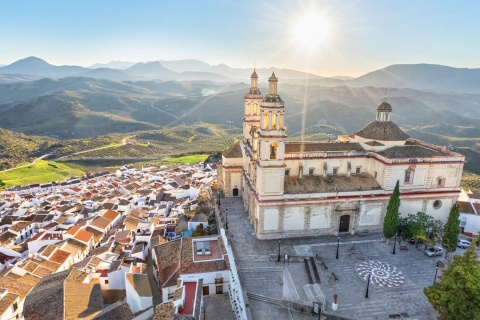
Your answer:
[242,69,263,145]
[251,69,258,88]
[268,72,278,94]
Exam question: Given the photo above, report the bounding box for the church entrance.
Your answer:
[339,215,350,233]
[233,188,239,196]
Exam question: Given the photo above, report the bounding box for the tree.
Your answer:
[383,180,401,244]
[402,212,443,248]
[424,234,480,319]
[0,179,5,188]
[443,203,460,253]
[193,224,206,237]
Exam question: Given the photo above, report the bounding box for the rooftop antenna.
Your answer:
[254,59,256,70]
[384,90,387,102]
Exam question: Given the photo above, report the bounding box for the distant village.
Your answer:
[0,162,246,320]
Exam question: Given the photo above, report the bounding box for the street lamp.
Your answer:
[392,233,397,255]
[278,239,281,262]
[433,266,439,285]
[365,271,371,298]
[336,236,340,259]
[225,209,228,230]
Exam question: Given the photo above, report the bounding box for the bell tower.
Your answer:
[256,72,287,196]
[243,70,262,147]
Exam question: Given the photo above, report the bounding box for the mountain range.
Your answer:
[0,56,479,168]
[3,56,480,93]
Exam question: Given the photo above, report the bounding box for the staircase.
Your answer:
[246,292,283,307]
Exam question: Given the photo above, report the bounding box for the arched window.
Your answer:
[270,142,277,159]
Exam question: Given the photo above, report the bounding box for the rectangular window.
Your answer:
[405,170,414,184]
[437,178,445,187]
[374,171,377,178]
[356,167,361,174]
[105,279,109,284]
[285,169,290,176]
[309,168,314,175]
[332,168,338,175]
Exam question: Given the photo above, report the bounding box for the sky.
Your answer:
[1,0,480,77]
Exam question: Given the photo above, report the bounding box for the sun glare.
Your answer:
[293,14,329,51]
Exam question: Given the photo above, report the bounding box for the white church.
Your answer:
[220,71,465,239]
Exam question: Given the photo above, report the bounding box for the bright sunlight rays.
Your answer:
[293,14,329,51]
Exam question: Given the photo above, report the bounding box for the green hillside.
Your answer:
[0,128,57,170]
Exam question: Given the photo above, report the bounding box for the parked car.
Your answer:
[457,239,471,249]
[425,246,444,257]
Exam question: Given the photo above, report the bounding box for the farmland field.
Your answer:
[163,154,209,164]
[0,160,85,188]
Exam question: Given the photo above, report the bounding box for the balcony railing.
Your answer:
[215,277,223,284]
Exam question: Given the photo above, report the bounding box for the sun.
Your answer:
[293,14,329,51]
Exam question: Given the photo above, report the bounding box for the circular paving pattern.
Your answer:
[356,260,405,288]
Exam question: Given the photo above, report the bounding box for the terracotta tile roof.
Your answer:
[92,301,133,320]
[124,215,140,231]
[181,238,229,274]
[49,249,71,265]
[114,230,132,242]
[126,273,152,297]
[468,189,480,200]
[458,201,475,214]
[74,229,94,244]
[355,120,410,141]
[365,140,385,146]
[223,141,242,158]
[67,225,80,236]
[131,243,144,255]
[0,272,40,301]
[66,238,88,253]
[153,301,175,320]
[102,209,119,222]
[23,261,40,273]
[55,215,69,224]
[9,221,32,233]
[40,259,61,272]
[0,292,19,316]
[0,231,16,245]
[64,282,103,319]
[60,243,81,257]
[40,244,57,258]
[89,216,111,231]
[32,266,54,277]
[23,269,93,320]
[378,145,447,158]
[85,226,104,244]
[472,203,480,215]
[285,173,381,194]
[154,239,181,287]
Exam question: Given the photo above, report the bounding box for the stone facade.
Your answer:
[220,71,465,239]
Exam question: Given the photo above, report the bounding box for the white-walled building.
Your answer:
[153,235,230,303]
[125,273,153,315]
[221,71,465,239]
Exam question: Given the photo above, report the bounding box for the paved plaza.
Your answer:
[218,196,451,320]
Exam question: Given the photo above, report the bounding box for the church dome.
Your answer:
[377,101,392,112]
[355,120,409,141]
